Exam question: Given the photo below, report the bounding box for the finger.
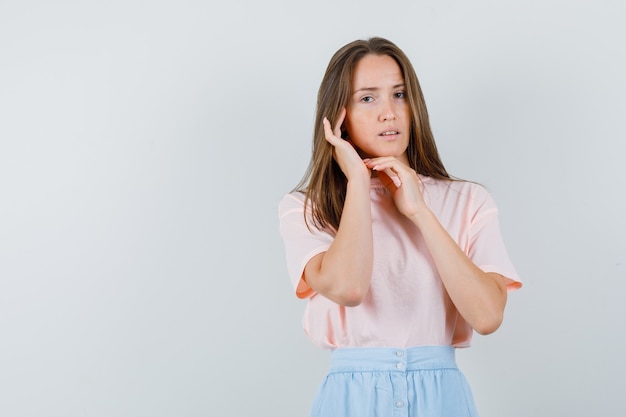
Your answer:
[384,168,402,186]
[323,117,339,146]
[365,159,397,173]
[333,107,346,138]
[377,170,398,193]
[367,160,411,178]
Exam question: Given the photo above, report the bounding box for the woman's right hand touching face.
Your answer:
[323,108,369,181]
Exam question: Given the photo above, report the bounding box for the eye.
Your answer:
[394,91,406,99]
[360,96,374,103]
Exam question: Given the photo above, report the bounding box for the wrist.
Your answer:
[408,205,435,229]
[346,170,371,187]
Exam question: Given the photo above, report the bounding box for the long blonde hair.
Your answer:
[296,37,450,231]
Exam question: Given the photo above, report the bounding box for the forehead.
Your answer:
[352,54,403,89]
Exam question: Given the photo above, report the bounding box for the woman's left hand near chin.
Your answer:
[364,157,428,221]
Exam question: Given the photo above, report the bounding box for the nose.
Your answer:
[379,98,396,122]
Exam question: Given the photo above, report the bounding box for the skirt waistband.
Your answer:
[329,346,457,373]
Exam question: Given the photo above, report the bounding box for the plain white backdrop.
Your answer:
[1,0,625,416]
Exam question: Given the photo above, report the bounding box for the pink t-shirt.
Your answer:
[278,176,521,350]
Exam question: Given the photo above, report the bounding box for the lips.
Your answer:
[379,130,400,141]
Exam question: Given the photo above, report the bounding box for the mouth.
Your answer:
[379,130,400,140]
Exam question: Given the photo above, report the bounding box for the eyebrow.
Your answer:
[353,83,405,95]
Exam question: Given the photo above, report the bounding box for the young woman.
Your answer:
[278,37,521,417]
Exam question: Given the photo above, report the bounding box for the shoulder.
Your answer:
[423,177,498,216]
[278,191,306,213]
[425,177,492,201]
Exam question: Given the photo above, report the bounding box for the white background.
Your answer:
[1,1,625,416]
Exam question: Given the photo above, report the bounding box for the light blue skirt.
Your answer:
[310,346,478,417]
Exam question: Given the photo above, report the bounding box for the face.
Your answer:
[344,54,410,164]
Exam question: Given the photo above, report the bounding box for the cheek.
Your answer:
[345,123,365,143]
[343,115,359,139]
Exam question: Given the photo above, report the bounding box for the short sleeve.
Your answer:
[278,193,335,298]
[467,188,522,291]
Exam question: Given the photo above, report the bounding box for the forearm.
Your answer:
[410,208,507,334]
[305,177,374,306]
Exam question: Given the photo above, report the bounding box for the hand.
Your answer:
[364,157,428,220]
[323,109,369,181]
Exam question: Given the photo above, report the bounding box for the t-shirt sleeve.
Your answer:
[278,193,335,298]
[467,187,522,291]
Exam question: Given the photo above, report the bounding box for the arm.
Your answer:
[365,157,507,334]
[408,209,507,334]
[303,110,374,307]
